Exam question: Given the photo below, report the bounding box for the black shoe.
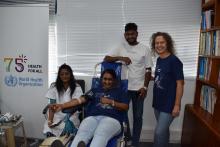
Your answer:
[77,141,86,147]
[51,140,64,147]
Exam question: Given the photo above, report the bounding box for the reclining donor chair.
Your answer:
[69,61,129,147]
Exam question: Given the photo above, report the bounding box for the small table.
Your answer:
[0,117,27,147]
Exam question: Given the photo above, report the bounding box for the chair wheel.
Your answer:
[51,140,64,147]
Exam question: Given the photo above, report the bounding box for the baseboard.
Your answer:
[140,129,181,143]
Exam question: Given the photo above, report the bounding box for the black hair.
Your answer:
[125,23,138,32]
[101,69,117,80]
[55,64,76,97]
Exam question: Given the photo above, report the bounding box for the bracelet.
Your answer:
[77,98,82,104]
[143,86,148,90]
[111,100,115,107]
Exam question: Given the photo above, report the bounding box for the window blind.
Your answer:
[0,0,56,15]
[49,0,201,84]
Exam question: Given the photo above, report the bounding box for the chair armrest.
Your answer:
[42,105,49,115]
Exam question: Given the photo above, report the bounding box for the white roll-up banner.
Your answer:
[0,4,49,138]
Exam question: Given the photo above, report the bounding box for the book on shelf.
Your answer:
[199,33,205,55]
[199,30,220,56]
[207,59,212,80]
[201,10,214,30]
[211,31,215,55]
[205,32,211,55]
[201,11,206,30]
[200,85,217,114]
[198,57,211,80]
[216,30,220,56]
[199,57,205,79]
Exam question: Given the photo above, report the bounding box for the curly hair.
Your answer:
[55,64,76,97]
[150,32,175,56]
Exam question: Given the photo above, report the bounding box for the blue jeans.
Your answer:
[127,90,144,147]
[153,109,174,147]
[70,116,121,147]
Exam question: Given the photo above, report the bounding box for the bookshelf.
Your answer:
[181,0,220,146]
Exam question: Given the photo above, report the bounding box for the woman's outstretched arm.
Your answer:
[53,96,87,112]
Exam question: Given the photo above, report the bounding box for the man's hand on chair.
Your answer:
[120,57,132,65]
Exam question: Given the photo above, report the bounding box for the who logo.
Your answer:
[4,75,17,87]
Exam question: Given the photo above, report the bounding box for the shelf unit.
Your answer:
[181,0,220,146]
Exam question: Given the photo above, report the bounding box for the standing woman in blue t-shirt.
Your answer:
[150,32,184,147]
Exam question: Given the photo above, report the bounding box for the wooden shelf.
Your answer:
[198,55,220,59]
[196,78,220,90]
[201,27,220,32]
[182,105,220,147]
[182,0,220,146]
[186,105,220,138]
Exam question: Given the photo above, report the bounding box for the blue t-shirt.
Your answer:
[153,54,184,113]
[84,87,129,123]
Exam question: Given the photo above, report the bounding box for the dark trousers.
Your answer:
[126,90,144,147]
